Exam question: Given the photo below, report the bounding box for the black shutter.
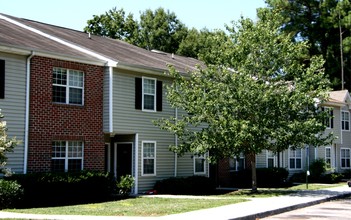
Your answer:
[157,80,162,111]
[135,77,142,110]
[0,60,4,99]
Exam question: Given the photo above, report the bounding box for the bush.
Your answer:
[154,176,216,195]
[0,179,23,209]
[117,175,134,196]
[232,168,289,188]
[309,158,327,182]
[320,172,344,183]
[6,171,115,207]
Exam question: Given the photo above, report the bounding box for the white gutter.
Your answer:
[24,51,34,174]
[134,133,139,194]
[0,14,117,67]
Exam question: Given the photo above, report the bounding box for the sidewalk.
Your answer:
[1,185,350,220]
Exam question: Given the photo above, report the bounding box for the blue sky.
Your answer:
[1,0,266,31]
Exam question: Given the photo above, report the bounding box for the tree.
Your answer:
[262,0,351,90]
[84,7,188,54]
[0,110,18,175]
[155,12,332,192]
[84,7,140,45]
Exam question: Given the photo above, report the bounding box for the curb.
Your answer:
[234,191,351,220]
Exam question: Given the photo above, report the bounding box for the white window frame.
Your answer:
[229,153,245,171]
[340,148,351,169]
[141,141,156,176]
[193,154,206,175]
[325,147,332,169]
[142,77,156,112]
[341,111,350,131]
[266,150,277,168]
[53,67,84,105]
[324,107,333,129]
[289,148,302,170]
[52,141,84,172]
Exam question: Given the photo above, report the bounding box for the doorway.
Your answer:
[116,143,133,180]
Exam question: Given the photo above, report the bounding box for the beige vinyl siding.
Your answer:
[112,69,178,192]
[256,151,266,168]
[0,52,27,173]
[103,67,110,132]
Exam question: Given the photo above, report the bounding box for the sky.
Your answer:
[1,0,267,31]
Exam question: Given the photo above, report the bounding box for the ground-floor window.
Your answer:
[51,141,83,172]
[229,153,245,171]
[267,150,276,168]
[142,141,156,176]
[289,148,302,170]
[341,148,350,168]
[194,155,206,174]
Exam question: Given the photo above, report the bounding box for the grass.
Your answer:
[3,183,345,217]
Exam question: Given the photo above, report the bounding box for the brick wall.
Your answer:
[28,56,105,172]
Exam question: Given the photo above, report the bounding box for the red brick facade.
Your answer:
[27,56,105,172]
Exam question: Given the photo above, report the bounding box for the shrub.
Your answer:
[117,175,134,196]
[154,176,216,195]
[309,158,327,182]
[6,171,115,207]
[232,168,289,188]
[0,179,23,209]
[320,172,344,183]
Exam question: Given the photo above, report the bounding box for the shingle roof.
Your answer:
[1,13,202,73]
[0,15,101,62]
[329,90,349,104]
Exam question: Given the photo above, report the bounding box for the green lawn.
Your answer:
[4,183,345,217]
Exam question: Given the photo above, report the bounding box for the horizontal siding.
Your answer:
[0,52,27,173]
[112,69,181,192]
[103,67,110,132]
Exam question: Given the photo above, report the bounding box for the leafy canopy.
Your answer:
[156,12,332,163]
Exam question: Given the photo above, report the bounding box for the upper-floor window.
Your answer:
[135,77,162,112]
[323,107,333,129]
[267,150,276,168]
[342,111,350,131]
[194,154,206,174]
[142,141,156,176]
[341,148,350,169]
[0,59,5,99]
[52,141,84,172]
[325,147,332,169]
[289,148,302,170]
[53,67,84,105]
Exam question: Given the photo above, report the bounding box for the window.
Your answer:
[342,111,350,131]
[341,148,350,169]
[53,67,84,105]
[194,155,206,174]
[0,59,5,99]
[52,141,83,172]
[135,77,162,111]
[229,154,245,171]
[323,107,333,129]
[267,150,276,168]
[142,141,156,175]
[289,148,302,170]
[325,147,331,169]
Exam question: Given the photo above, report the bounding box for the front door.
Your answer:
[116,143,132,180]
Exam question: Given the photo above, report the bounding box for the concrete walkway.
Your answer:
[1,185,350,220]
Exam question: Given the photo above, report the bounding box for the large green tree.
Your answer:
[262,0,351,90]
[84,7,188,54]
[0,110,18,175]
[156,12,332,191]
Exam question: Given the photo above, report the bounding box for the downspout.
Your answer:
[174,107,178,177]
[24,51,34,174]
[109,66,113,132]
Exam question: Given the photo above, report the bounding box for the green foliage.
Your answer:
[0,179,23,209]
[154,176,216,195]
[309,158,327,181]
[0,109,19,175]
[116,175,134,196]
[262,0,351,90]
[232,168,290,188]
[6,171,115,207]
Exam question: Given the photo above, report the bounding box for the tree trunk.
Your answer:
[251,159,257,192]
